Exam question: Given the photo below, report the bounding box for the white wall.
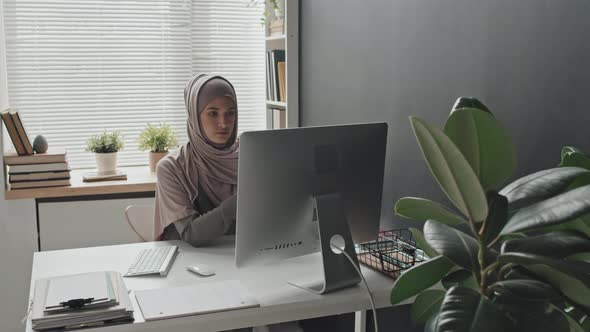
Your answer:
[0,0,7,110]
[0,196,37,332]
[1,2,39,331]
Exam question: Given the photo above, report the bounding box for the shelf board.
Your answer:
[265,34,286,41]
[4,165,156,200]
[266,100,286,110]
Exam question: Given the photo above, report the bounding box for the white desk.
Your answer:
[26,237,397,332]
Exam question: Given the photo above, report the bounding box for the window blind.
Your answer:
[3,0,265,169]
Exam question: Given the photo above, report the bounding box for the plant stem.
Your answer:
[487,235,501,249]
[467,215,488,295]
[478,238,487,295]
[468,219,480,239]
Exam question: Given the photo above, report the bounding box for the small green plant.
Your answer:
[249,0,281,24]
[391,97,590,331]
[137,122,177,153]
[86,131,124,153]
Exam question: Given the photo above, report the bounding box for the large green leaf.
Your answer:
[481,191,508,245]
[434,286,513,332]
[391,255,454,305]
[410,116,488,222]
[488,279,561,302]
[411,290,446,324]
[561,151,590,170]
[561,310,586,332]
[501,231,590,258]
[567,252,590,263]
[564,306,588,322]
[498,252,590,275]
[567,173,590,190]
[450,97,491,114]
[526,265,590,311]
[424,220,495,271]
[543,217,590,238]
[553,173,590,238]
[441,269,478,290]
[395,197,466,226]
[500,185,590,235]
[444,107,516,190]
[409,227,438,258]
[561,146,582,161]
[506,302,570,332]
[499,167,589,209]
[503,266,535,281]
[557,306,588,332]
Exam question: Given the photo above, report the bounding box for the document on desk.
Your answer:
[135,280,260,321]
[31,271,134,331]
[44,271,114,311]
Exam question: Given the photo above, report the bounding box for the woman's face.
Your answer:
[199,96,237,145]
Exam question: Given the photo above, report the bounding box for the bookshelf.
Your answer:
[265,0,298,129]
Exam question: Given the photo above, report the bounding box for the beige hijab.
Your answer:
[153,74,239,239]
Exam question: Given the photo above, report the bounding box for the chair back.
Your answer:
[125,205,154,242]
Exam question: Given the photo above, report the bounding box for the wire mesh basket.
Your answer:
[355,229,427,280]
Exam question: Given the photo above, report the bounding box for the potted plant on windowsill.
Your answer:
[137,122,178,172]
[86,131,124,174]
[391,97,590,331]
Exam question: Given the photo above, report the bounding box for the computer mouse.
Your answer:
[186,264,215,277]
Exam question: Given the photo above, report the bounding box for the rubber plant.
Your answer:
[391,97,590,332]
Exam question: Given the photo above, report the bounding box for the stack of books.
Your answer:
[265,49,286,102]
[30,271,134,331]
[4,148,71,189]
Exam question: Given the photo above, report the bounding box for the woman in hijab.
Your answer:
[154,74,239,244]
[154,74,307,332]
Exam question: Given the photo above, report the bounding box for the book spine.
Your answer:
[10,179,71,189]
[1,112,27,155]
[9,176,71,183]
[4,155,67,166]
[277,61,286,102]
[11,112,34,155]
[9,163,70,174]
[272,50,285,102]
[270,51,276,101]
[265,51,271,101]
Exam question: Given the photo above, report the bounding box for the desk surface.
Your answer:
[5,166,156,200]
[27,238,396,332]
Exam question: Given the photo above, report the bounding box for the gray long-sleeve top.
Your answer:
[161,193,237,246]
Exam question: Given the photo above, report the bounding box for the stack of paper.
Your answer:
[30,271,133,331]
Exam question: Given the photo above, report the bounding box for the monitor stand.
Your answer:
[288,193,361,294]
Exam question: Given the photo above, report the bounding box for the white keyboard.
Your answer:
[124,245,179,277]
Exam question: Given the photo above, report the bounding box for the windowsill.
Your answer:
[4,166,156,200]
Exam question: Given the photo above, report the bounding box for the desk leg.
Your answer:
[355,310,366,332]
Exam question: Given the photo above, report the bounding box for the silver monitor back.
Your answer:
[235,122,388,268]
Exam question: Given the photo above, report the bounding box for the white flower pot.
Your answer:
[149,151,168,173]
[95,152,118,174]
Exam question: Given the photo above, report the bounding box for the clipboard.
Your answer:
[44,272,116,312]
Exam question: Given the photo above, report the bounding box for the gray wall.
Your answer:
[300,0,590,230]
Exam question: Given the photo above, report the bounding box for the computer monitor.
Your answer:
[235,122,388,293]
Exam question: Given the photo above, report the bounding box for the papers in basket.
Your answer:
[30,271,134,331]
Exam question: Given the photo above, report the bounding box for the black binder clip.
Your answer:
[60,297,95,310]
